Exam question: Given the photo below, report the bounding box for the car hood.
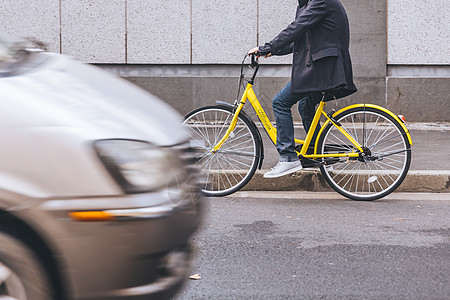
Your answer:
[0,52,187,146]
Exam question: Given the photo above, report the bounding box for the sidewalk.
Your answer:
[243,123,450,193]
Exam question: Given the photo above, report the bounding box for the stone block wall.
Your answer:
[387,0,450,122]
[0,0,448,121]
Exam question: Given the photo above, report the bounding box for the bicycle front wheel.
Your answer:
[183,105,260,197]
[317,106,411,201]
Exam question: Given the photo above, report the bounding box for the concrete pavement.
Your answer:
[243,122,450,193]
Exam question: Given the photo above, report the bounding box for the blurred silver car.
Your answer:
[0,33,202,300]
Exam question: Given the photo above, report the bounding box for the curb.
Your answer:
[241,170,450,193]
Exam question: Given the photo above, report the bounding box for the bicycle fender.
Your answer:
[337,104,412,145]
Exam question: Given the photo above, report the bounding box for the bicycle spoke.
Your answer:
[218,150,257,157]
[221,155,245,179]
[203,113,213,145]
[216,158,233,190]
[334,162,359,187]
[371,162,393,188]
[187,120,213,148]
[331,161,355,182]
[379,155,404,165]
[371,124,396,148]
[365,115,380,145]
[327,131,355,150]
[221,154,253,169]
[376,159,403,171]
[350,115,359,144]
[369,132,406,150]
[214,112,233,146]
[223,134,254,151]
[374,140,405,153]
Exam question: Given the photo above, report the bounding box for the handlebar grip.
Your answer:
[250,53,259,68]
[249,52,261,58]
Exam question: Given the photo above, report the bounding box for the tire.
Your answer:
[317,106,411,201]
[0,231,53,300]
[183,105,260,197]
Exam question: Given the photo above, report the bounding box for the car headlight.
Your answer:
[94,139,185,193]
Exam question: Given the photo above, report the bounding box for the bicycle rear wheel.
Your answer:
[317,106,411,201]
[183,105,260,197]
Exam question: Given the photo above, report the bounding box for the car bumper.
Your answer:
[22,190,202,300]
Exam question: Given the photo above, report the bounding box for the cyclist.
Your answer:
[248,0,357,178]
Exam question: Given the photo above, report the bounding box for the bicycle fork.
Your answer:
[210,88,249,153]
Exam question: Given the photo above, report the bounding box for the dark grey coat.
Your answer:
[259,0,357,99]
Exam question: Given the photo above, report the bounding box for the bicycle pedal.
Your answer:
[301,160,320,168]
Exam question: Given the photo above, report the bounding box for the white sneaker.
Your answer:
[263,160,303,178]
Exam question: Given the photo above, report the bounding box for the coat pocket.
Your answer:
[311,47,338,61]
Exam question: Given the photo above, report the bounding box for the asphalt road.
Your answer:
[176,192,450,300]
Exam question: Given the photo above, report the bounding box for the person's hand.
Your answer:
[248,47,259,56]
[248,47,272,58]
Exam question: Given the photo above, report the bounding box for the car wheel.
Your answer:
[0,231,53,300]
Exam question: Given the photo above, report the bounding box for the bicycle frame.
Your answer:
[211,82,362,159]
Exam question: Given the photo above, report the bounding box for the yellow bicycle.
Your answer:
[183,54,412,200]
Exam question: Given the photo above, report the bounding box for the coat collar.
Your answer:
[298,0,309,7]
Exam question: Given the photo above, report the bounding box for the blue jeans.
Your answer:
[272,81,322,162]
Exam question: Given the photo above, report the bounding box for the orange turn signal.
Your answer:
[69,211,114,222]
